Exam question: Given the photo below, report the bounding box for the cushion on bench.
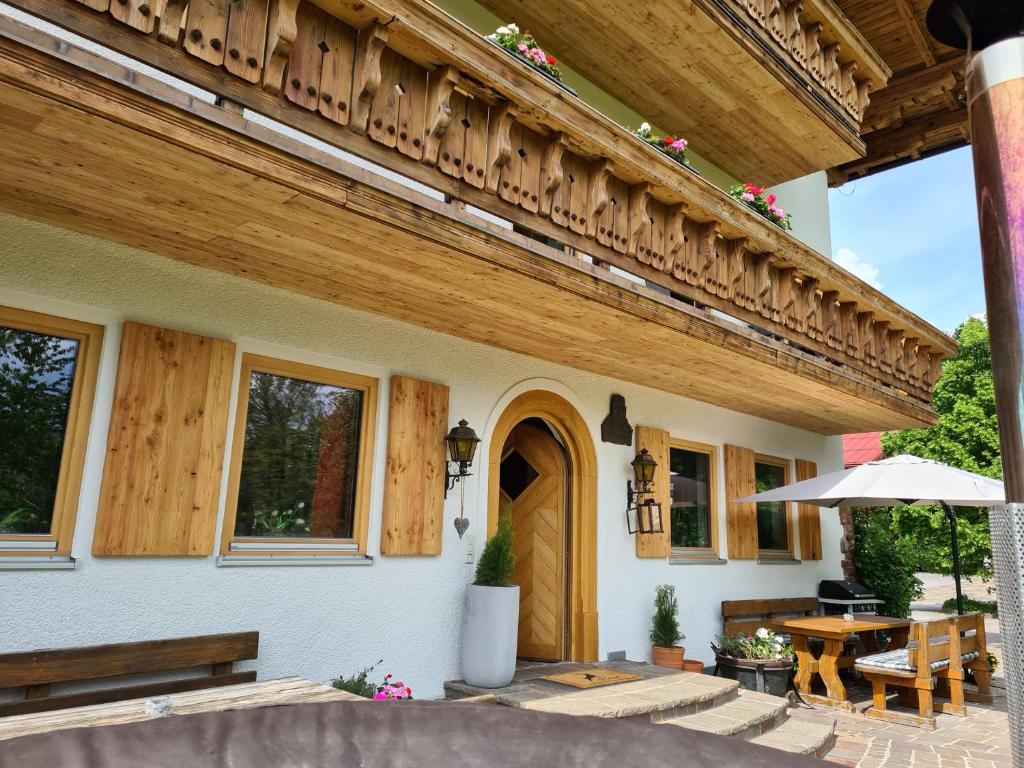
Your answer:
[855,647,979,673]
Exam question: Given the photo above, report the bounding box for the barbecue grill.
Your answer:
[818,579,884,616]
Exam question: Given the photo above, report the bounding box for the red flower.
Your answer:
[546,55,556,65]
[663,136,675,144]
[766,193,776,205]
[396,681,404,687]
[405,687,412,695]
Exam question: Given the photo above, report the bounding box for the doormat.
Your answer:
[539,668,643,689]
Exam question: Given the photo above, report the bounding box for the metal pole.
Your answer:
[964,34,1024,767]
[942,503,965,615]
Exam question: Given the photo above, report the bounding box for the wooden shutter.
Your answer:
[724,444,758,559]
[635,426,670,558]
[93,322,235,556]
[796,459,822,560]
[380,375,450,555]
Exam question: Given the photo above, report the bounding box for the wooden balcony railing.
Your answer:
[9,0,953,405]
[721,0,890,128]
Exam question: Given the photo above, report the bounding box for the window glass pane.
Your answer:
[669,447,711,549]
[755,461,788,551]
[235,370,363,539]
[0,325,80,535]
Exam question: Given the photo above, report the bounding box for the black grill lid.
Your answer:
[819,579,876,600]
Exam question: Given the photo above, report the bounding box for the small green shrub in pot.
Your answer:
[650,584,685,668]
[461,508,520,688]
[474,509,515,586]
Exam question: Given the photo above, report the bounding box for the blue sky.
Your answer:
[828,146,986,335]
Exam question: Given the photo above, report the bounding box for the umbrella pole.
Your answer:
[942,503,965,616]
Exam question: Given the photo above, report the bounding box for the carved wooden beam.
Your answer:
[483,102,517,194]
[421,64,459,166]
[823,42,842,98]
[839,301,858,358]
[697,221,720,288]
[774,267,797,326]
[663,204,688,276]
[752,254,773,317]
[928,352,944,387]
[538,133,566,218]
[626,182,652,257]
[805,21,823,82]
[857,311,875,364]
[820,290,840,349]
[158,0,190,45]
[916,344,933,387]
[903,337,919,385]
[800,277,819,336]
[782,1,806,64]
[586,159,613,240]
[349,21,389,133]
[721,237,747,300]
[872,320,891,371]
[887,329,906,380]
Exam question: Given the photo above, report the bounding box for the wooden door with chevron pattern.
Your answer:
[500,421,567,662]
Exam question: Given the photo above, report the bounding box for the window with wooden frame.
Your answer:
[220,354,377,556]
[668,438,719,558]
[0,305,103,558]
[754,454,793,557]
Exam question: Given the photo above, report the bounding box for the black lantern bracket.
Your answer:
[626,448,664,535]
[444,419,480,499]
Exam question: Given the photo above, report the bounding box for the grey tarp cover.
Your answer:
[0,700,828,767]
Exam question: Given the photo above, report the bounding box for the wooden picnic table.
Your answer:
[0,676,363,742]
[773,615,912,710]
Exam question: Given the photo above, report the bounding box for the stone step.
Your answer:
[750,716,837,758]
[661,690,789,740]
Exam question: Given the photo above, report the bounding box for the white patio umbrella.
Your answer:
[735,454,1005,614]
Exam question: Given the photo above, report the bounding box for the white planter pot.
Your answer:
[460,584,520,688]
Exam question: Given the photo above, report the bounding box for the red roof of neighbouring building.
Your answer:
[843,432,883,468]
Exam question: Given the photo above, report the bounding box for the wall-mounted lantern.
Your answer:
[626,448,664,535]
[444,419,480,498]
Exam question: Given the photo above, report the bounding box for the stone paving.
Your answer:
[800,585,1012,768]
[791,683,1011,768]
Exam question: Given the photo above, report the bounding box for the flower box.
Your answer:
[713,653,792,696]
[485,25,577,96]
[729,183,793,230]
[634,122,698,175]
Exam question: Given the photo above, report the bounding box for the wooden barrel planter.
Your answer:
[713,653,791,696]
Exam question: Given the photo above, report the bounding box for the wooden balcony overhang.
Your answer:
[0,13,950,433]
[474,0,891,183]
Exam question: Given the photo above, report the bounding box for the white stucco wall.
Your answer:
[0,211,845,698]
[769,171,834,257]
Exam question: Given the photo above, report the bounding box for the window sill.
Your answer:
[669,555,727,565]
[0,555,77,570]
[757,557,802,565]
[216,553,374,567]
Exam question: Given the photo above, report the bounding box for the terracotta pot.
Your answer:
[651,645,685,669]
[681,658,705,673]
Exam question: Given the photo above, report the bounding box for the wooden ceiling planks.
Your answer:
[829,0,968,184]
[0,36,936,434]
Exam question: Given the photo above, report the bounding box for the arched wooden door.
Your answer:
[500,421,567,662]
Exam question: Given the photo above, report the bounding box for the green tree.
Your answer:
[880,316,999,578]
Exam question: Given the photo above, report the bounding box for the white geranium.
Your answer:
[755,627,770,639]
[496,25,510,35]
[639,121,651,133]
[507,22,520,33]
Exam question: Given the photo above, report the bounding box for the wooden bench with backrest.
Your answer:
[855,614,991,728]
[722,597,821,638]
[0,632,259,717]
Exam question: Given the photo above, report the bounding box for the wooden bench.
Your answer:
[0,632,259,717]
[722,597,821,637]
[855,614,991,728]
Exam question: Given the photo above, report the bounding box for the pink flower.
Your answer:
[775,208,785,218]
[741,192,755,202]
[517,43,528,52]
[766,194,776,205]
[373,692,387,700]
[671,139,687,151]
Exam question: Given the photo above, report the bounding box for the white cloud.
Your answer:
[834,247,883,290]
